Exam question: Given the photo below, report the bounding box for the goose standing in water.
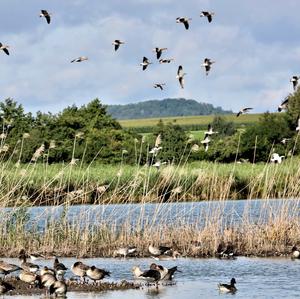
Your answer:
[153,47,167,59]
[71,56,88,63]
[278,96,289,112]
[176,65,186,89]
[218,278,237,293]
[291,246,300,259]
[290,76,299,90]
[0,261,20,278]
[86,266,110,284]
[19,252,39,273]
[159,58,174,64]
[140,57,152,70]
[151,250,180,261]
[154,83,166,90]
[132,266,161,288]
[200,11,215,23]
[54,257,68,276]
[201,58,215,75]
[236,107,253,117]
[150,263,181,281]
[40,10,51,24]
[112,40,125,51]
[176,17,192,30]
[0,43,10,55]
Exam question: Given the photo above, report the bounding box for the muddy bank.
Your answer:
[4,278,140,296]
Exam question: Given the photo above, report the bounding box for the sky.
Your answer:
[0,0,299,114]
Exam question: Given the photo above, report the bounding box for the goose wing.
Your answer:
[3,48,9,55]
[183,20,189,30]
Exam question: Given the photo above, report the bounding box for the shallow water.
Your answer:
[3,256,300,299]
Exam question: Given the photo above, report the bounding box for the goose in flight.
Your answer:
[278,95,289,112]
[154,83,166,90]
[0,43,9,55]
[201,135,210,152]
[290,76,299,90]
[200,11,215,23]
[112,40,125,51]
[40,10,51,24]
[159,58,174,64]
[201,58,215,75]
[176,65,186,89]
[176,17,192,30]
[204,124,218,136]
[140,56,152,70]
[153,47,167,59]
[71,56,88,63]
[236,107,253,117]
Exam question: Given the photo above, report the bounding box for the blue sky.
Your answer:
[0,0,299,114]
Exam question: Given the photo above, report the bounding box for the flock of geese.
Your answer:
[1,244,299,296]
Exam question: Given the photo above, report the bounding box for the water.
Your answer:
[3,256,300,299]
[2,198,300,231]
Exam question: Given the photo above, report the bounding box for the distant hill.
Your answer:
[107,98,232,120]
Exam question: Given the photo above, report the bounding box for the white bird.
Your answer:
[270,153,284,164]
[290,76,300,91]
[71,56,88,63]
[149,146,162,156]
[153,47,167,60]
[152,160,167,170]
[204,124,218,136]
[200,11,215,23]
[113,246,137,258]
[296,116,300,131]
[140,56,152,70]
[281,138,290,145]
[153,83,166,90]
[201,58,215,76]
[40,10,51,24]
[176,17,192,30]
[0,43,9,55]
[278,96,289,112]
[236,107,253,117]
[176,65,186,89]
[159,58,174,64]
[201,135,210,152]
[112,40,125,51]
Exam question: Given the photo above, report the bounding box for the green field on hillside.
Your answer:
[119,113,262,128]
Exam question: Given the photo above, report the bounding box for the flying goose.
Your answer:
[54,258,68,275]
[71,261,89,283]
[0,279,14,295]
[218,278,237,293]
[201,58,215,75]
[281,138,290,145]
[176,65,186,89]
[278,95,289,112]
[176,17,192,30]
[201,135,210,152]
[86,266,110,284]
[112,39,125,51]
[200,11,215,23]
[152,160,167,170]
[204,124,218,136]
[113,246,137,258]
[153,47,167,59]
[0,43,9,55]
[71,56,88,63]
[154,83,166,90]
[236,107,253,117]
[290,76,299,90]
[291,246,300,259]
[159,58,174,64]
[140,56,152,70]
[148,245,172,256]
[40,10,51,24]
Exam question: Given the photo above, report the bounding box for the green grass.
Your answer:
[119,113,262,128]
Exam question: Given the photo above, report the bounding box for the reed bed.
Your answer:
[0,140,300,258]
